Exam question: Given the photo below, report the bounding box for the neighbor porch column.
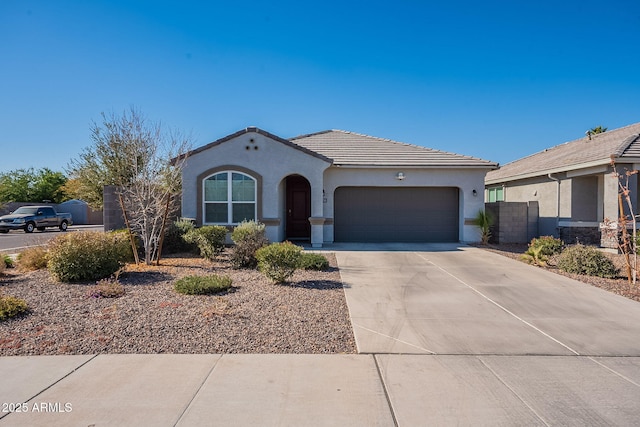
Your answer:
[603,170,619,222]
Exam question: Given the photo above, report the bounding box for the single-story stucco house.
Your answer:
[179,127,498,247]
[485,122,640,246]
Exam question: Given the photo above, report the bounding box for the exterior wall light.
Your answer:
[396,172,405,180]
[472,189,478,197]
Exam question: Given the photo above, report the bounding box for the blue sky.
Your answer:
[2,0,639,173]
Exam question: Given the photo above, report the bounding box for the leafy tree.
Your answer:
[0,168,67,203]
[586,126,607,139]
[67,107,191,264]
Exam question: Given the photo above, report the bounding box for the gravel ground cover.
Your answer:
[0,252,357,356]
[477,243,640,303]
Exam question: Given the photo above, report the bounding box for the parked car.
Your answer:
[0,206,73,233]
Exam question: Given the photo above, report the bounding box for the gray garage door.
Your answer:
[334,187,459,242]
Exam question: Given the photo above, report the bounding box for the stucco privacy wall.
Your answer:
[322,167,487,243]
[181,130,331,242]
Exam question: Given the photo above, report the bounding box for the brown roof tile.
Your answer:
[291,130,497,168]
[486,122,640,183]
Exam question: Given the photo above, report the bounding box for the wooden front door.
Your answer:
[286,175,311,239]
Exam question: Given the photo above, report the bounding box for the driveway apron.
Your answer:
[336,245,640,356]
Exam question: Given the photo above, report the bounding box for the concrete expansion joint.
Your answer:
[373,355,399,427]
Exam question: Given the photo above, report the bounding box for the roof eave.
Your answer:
[332,163,499,169]
[485,158,616,185]
[172,127,333,165]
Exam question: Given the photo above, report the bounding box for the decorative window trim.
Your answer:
[196,165,263,226]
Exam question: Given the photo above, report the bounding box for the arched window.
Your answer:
[203,171,256,224]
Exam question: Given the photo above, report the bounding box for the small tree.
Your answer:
[68,107,191,265]
[601,157,637,284]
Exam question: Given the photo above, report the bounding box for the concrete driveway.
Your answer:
[336,244,640,425]
[336,243,640,356]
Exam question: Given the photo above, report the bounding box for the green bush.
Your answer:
[163,219,197,254]
[107,229,137,262]
[522,236,564,266]
[174,274,233,295]
[183,225,227,260]
[47,231,131,282]
[298,252,329,270]
[256,241,302,284]
[557,244,619,278]
[17,246,48,271]
[0,293,28,321]
[231,220,268,269]
[2,254,13,269]
[0,256,5,276]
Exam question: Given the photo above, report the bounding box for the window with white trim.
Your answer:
[203,171,256,224]
[487,186,504,202]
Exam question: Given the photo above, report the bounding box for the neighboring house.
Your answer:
[485,122,640,246]
[179,127,497,247]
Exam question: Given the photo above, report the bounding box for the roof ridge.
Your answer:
[289,129,333,140]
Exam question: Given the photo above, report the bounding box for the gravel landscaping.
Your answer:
[477,243,640,303]
[0,252,357,356]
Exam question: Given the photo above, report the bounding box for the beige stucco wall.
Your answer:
[322,167,488,243]
[181,131,331,243]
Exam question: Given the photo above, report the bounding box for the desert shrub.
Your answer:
[2,254,13,269]
[231,220,268,269]
[163,219,197,254]
[521,236,564,266]
[89,276,125,298]
[17,246,48,271]
[0,293,28,321]
[174,274,232,295]
[298,252,329,270]
[472,209,494,245]
[183,225,227,260]
[256,241,302,284]
[108,229,137,262]
[557,244,619,278]
[47,231,131,282]
[0,257,5,276]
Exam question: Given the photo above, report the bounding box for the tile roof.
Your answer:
[486,122,640,183]
[290,129,498,168]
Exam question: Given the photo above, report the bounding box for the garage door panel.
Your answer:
[334,187,459,242]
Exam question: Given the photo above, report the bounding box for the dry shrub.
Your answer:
[89,276,125,299]
[17,247,48,271]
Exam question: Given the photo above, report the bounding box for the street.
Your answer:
[0,225,103,253]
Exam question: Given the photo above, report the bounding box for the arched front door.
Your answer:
[285,175,311,240]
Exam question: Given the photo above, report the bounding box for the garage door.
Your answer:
[334,187,459,242]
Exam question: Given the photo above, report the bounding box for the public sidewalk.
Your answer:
[1,353,640,426]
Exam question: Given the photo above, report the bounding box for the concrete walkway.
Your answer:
[1,244,640,426]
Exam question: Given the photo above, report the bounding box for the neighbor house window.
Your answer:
[203,171,256,224]
[487,186,504,202]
